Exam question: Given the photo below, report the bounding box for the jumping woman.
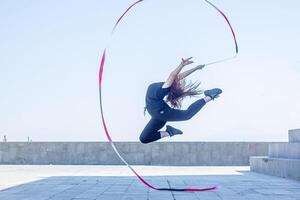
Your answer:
[139,57,222,144]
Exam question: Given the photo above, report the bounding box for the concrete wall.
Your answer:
[0,142,272,166]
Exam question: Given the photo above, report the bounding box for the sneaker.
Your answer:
[204,88,222,100]
[166,125,183,137]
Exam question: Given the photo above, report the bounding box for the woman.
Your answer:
[139,57,222,144]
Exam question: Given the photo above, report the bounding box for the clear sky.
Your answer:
[0,0,299,142]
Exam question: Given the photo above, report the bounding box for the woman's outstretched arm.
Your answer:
[162,57,194,88]
[178,64,205,80]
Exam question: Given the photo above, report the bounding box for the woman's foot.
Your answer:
[166,125,183,137]
[204,88,222,100]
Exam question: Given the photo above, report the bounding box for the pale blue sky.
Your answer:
[0,0,299,142]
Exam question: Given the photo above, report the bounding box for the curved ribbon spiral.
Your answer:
[98,0,238,192]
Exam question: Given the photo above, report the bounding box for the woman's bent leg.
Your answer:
[139,118,166,144]
[159,98,206,122]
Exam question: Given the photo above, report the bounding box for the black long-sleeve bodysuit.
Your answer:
[139,82,206,144]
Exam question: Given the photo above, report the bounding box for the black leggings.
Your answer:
[139,98,206,144]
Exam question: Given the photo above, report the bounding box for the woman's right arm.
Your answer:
[177,64,205,80]
[162,57,194,88]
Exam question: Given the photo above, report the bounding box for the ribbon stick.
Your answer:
[203,0,238,66]
[98,0,238,192]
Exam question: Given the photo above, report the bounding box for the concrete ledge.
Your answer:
[269,143,300,159]
[289,129,300,143]
[250,156,300,181]
[0,142,270,166]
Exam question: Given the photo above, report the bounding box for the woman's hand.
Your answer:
[196,64,205,70]
[180,57,194,67]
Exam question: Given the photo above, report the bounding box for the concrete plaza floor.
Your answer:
[0,165,299,200]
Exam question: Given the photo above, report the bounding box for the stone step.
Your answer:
[269,143,300,159]
[289,129,300,143]
[250,156,300,181]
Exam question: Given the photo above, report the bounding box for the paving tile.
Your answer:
[1,166,300,200]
